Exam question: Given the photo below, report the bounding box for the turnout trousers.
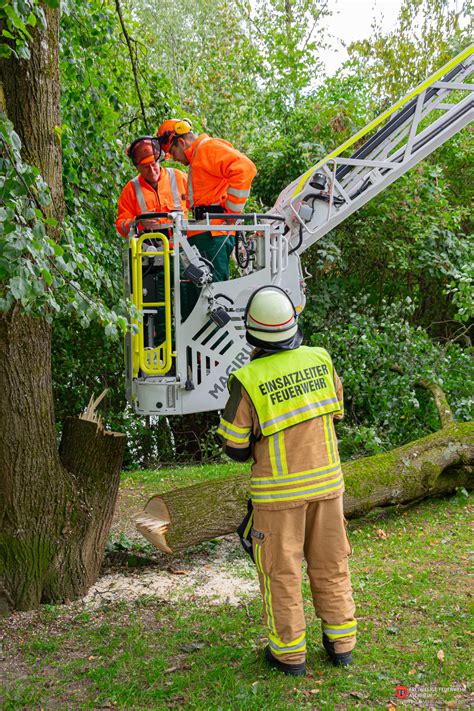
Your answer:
[251,495,357,666]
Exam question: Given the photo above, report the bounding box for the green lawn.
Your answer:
[1,465,472,709]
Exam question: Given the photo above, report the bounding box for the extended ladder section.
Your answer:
[273,45,473,253]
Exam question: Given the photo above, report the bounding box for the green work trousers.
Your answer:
[180,231,235,321]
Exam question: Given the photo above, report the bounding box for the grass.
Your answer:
[122,461,250,493]
[1,464,472,710]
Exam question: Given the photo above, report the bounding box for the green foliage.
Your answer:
[0,0,46,60]
[0,116,132,334]
[349,0,471,101]
[303,296,473,458]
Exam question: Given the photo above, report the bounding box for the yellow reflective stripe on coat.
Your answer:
[269,630,306,656]
[251,473,344,503]
[243,512,253,539]
[323,414,337,465]
[323,620,357,639]
[255,543,277,635]
[251,461,341,488]
[269,431,288,477]
[217,418,252,444]
[231,346,341,436]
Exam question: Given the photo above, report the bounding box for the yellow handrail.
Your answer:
[291,44,473,198]
[130,232,174,376]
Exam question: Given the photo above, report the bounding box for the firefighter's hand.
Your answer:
[140,218,162,232]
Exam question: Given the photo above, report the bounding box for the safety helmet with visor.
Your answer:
[244,286,302,351]
[127,136,163,167]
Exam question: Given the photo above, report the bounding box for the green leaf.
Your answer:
[17,44,31,60]
[42,268,53,285]
[9,276,29,300]
[52,243,65,257]
[0,44,13,58]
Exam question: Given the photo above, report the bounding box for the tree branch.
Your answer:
[114,0,149,132]
[390,364,455,428]
[414,379,455,428]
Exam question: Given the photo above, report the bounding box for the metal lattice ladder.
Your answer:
[273,45,473,254]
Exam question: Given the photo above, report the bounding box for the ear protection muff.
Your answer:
[174,119,193,136]
[127,136,164,166]
[158,119,193,150]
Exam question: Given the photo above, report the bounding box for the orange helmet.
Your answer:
[126,136,163,166]
[156,118,193,153]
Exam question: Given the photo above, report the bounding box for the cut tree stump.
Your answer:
[135,421,473,554]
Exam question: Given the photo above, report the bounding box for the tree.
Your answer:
[0,2,125,612]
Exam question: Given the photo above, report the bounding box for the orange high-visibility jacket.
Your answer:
[116,168,187,238]
[184,134,257,234]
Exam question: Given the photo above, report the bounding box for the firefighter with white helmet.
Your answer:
[218,286,357,676]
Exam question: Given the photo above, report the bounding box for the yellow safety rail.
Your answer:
[130,232,174,377]
[292,44,473,198]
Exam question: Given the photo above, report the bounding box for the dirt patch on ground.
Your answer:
[85,536,258,609]
[98,487,260,609]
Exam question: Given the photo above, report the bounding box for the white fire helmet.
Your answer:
[244,286,299,344]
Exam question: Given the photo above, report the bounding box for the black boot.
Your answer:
[322,634,353,667]
[264,645,306,676]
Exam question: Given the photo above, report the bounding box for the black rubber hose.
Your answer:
[288,223,303,255]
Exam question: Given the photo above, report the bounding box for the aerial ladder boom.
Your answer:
[124,46,473,417]
[274,45,473,254]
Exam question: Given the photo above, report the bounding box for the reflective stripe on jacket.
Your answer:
[217,348,345,508]
[115,168,187,237]
[229,346,343,437]
[184,133,257,235]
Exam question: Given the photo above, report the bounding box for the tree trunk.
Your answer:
[0,4,64,221]
[0,311,126,611]
[135,421,473,554]
[0,6,126,612]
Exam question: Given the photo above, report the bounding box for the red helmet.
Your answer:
[156,119,193,153]
[126,136,163,166]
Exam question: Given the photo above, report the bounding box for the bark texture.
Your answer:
[137,422,473,553]
[0,7,126,612]
[0,310,126,611]
[0,5,64,219]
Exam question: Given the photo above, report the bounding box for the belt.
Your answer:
[192,205,226,220]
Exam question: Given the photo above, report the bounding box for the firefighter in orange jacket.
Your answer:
[156,119,257,319]
[116,136,187,238]
[116,137,188,347]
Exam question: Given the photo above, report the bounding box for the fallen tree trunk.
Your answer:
[135,421,473,553]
